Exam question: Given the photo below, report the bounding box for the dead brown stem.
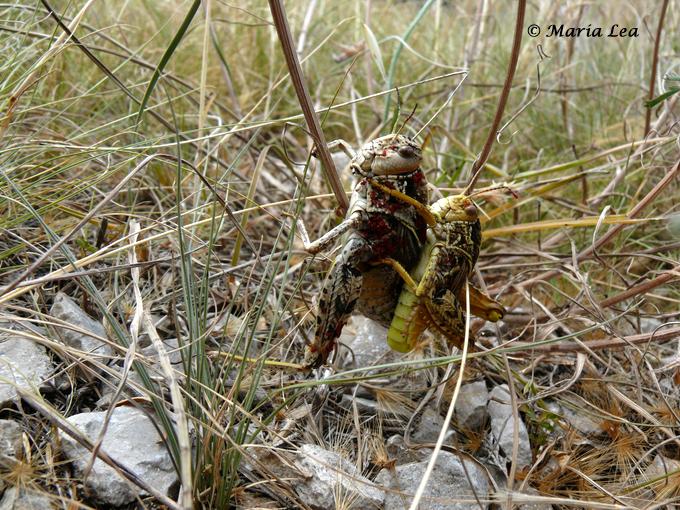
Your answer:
[512,326,680,354]
[465,0,526,193]
[268,0,349,213]
[644,0,669,136]
[600,264,680,308]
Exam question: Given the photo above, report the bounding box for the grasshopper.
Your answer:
[370,181,507,352]
[299,134,431,368]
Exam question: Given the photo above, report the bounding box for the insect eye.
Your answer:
[464,204,478,217]
[398,145,415,158]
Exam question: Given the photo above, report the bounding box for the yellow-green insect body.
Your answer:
[386,194,504,352]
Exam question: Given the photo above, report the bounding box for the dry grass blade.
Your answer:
[511,326,680,353]
[523,158,680,288]
[482,215,649,238]
[268,0,348,213]
[409,282,473,510]
[0,155,164,302]
[2,2,678,507]
[600,264,680,308]
[136,0,202,126]
[644,0,669,136]
[143,314,193,509]
[128,221,192,509]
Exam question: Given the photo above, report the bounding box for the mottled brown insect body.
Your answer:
[302,135,430,368]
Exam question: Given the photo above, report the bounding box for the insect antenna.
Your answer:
[468,184,519,199]
[388,87,403,135]
[395,103,418,138]
[414,70,468,139]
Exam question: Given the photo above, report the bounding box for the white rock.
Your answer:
[455,380,490,429]
[294,444,384,509]
[0,420,22,463]
[340,317,399,369]
[488,385,532,468]
[0,487,55,510]
[0,334,54,406]
[412,408,452,443]
[50,293,113,360]
[59,406,178,506]
[375,450,490,509]
[644,454,680,481]
[559,403,601,435]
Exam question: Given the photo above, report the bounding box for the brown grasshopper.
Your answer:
[298,134,431,368]
[370,181,508,352]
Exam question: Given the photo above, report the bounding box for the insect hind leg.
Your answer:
[459,285,505,322]
[306,233,372,367]
[374,257,418,290]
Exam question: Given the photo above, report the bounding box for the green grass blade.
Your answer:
[644,87,680,108]
[136,0,201,126]
[382,0,436,124]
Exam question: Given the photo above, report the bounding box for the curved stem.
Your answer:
[465,0,526,193]
[644,0,669,136]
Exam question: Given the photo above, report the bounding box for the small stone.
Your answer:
[384,435,429,465]
[412,408,450,443]
[0,334,54,407]
[558,402,601,436]
[488,385,532,468]
[0,487,55,510]
[59,406,178,506]
[294,444,384,509]
[0,420,23,463]
[50,293,114,360]
[141,337,183,366]
[644,454,680,483]
[340,317,398,369]
[375,450,490,509]
[455,380,489,429]
[95,368,144,409]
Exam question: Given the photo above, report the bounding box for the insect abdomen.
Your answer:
[386,287,421,352]
[385,239,433,352]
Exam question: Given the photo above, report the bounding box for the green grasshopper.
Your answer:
[369,180,507,352]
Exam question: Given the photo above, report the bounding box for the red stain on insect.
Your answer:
[361,215,391,235]
[411,170,426,185]
[369,189,400,213]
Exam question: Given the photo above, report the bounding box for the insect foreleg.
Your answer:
[324,139,356,160]
[311,139,356,163]
[297,214,362,255]
[367,178,437,227]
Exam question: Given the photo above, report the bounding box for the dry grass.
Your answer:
[1,0,679,508]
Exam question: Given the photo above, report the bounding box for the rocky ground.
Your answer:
[2,300,678,508]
